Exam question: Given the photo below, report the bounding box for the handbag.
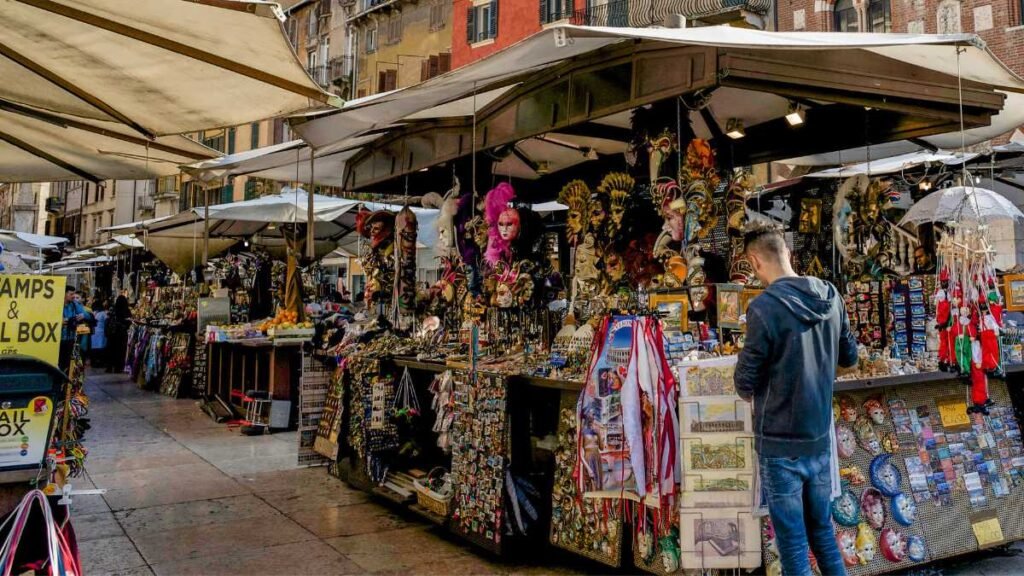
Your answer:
[0,489,80,576]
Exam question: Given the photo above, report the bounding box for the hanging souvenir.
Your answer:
[880,528,907,562]
[648,130,675,182]
[559,180,591,248]
[393,206,418,315]
[854,415,882,456]
[435,178,460,258]
[863,396,887,424]
[356,210,396,308]
[679,138,720,191]
[870,454,902,497]
[831,487,861,526]
[856,523,877,564]
[598,172,634,239]
[836,423,856,459]
[484,182,517,267]
[860,488,886,530]
[836,529,858,567]
[726,171,757,284]
[798,198,823,234]
[906,535,927,562]
[891,492,917,526]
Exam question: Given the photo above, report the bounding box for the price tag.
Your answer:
[971,511,1005,549]
[936,395,971,431]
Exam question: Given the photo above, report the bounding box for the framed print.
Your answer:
[680,508,762,569]
[740,288,763,324]
[1004,274,1024,311]
[717,284,743,330]
[649,292,689,333]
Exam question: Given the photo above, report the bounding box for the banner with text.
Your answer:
[0,275,66,366]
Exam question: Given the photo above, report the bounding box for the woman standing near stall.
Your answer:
[106,291,132,373]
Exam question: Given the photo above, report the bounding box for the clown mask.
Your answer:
[837,530,858,566]
[856,523,877,564]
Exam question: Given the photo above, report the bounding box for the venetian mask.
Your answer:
[496,282,514,308]
[837,530,858,566]
[864,396,887,424]
[598,173,632,236]
[588,195,608,234]
[891,493,917,526]
[855,415,882,456]
[559,180,590,247]
[762,519,779,555]
[689,285,709,313]
[832,488,861,526]
[856,523,877,564]
[497,207,520,242]
[906,535,926,562]
[659,530,681,572]
[837,424,856,459]
[837,395,858,422]
[882,431,899,453]
[881,528,907,562]
[870,454,902,497]
[860,488,886,530]
[605,252,626,282]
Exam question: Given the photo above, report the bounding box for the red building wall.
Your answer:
[451,0,543,68]
[776,0,1024,75]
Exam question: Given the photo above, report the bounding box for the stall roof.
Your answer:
[806,150,981,178]
[0,230,69,254]
[0,0,333,182]
[292,25,1024,152]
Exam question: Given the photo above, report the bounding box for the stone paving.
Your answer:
[75,369,1024,575]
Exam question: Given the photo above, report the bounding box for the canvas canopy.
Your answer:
[292,25,1024,154]
[806,150,981,178]
[0,0,332,182]
[0,230,68,255]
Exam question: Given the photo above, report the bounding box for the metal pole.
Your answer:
[306,147,315,260]
[203,182,212,264]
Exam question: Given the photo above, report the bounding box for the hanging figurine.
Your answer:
[393,205,418,316]
[484,182,518,267]
[356,209,396,309]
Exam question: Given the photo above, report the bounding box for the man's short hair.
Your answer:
[743,221,787,262]
[65,285,77,294]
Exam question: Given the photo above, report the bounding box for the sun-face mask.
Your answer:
[558,180,591,247]
[837,530,858,566]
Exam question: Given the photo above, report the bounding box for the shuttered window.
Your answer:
[467,0,498,44]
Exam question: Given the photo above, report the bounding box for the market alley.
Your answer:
[73,369,581,576]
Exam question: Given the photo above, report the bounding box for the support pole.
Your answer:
[306,148,315,260]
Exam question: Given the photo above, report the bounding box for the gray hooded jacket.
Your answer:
[734,276,858,457]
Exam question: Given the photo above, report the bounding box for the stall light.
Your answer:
[785,103,805,126]
[725,118,745,139]
[582,147,599,161]
[244,240,250,247]
[267,224,276,230]
[536,160,550,175]
[919,180,932,192]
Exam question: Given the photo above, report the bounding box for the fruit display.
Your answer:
[257,309,313,333]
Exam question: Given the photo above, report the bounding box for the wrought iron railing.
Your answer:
[570,0,766,27]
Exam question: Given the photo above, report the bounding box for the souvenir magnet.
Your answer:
[854,415,883,455]
[856,523,877,564]
[906,535,927,562]
[836,529,858,567]
[837,424,856,459]
[832,488,861,526]
[891,492,917,526]
[880,528,907,562]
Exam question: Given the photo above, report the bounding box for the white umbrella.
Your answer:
[899,186,1024,226]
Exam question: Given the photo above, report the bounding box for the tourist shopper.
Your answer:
[735,223,859,576]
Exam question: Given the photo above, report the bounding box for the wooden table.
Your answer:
[206,339,304,425]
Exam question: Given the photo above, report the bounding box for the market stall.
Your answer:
[261,24,1024,576]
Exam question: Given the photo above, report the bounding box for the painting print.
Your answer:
[680,356,738,398]
[683,437,753,473]
[681,398,751,436]
[680,509,762,569]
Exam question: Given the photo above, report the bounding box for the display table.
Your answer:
[206,339,303,426]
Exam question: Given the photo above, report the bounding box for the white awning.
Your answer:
[805,150,981,178]
[0,230,68,254]
[0,0,334,182]
[292,25,1024,152]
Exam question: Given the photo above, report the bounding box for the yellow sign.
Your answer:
[971,512,1005,548]
[0,397,53,470]
[0,275,66,366]
[936,395,971,430]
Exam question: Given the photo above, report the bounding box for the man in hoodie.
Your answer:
[735,222,858,576]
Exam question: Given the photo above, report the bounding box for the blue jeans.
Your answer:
[760,451,847,576]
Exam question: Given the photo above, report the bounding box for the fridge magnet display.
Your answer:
[880,528,907,562]
[832,487,861,526]
[860,488,886,529]
[870,454,903,497]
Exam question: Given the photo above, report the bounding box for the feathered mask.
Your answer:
[484,182,517,265]
[558,180,591,247]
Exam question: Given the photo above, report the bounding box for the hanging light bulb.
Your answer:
[725,118,746,139]
[785,102,805,126]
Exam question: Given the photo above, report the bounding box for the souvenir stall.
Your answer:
[287,25,1024,576]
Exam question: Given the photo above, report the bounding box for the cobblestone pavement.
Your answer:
[75,370,1024,575]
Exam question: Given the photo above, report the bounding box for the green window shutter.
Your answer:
[467,6,475,43]
[250,123,260,149]
[227,128,236,154]
[540,0,548,23]
[489,0,498,37]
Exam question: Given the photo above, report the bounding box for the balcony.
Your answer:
[45,196,64,214]
[308,65,332,89]
[329,56,353,85]
[571,0,769,27]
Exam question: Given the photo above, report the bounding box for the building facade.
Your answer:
[346,0,453,98]
[0,182,49,235]
[776,0,1024,74]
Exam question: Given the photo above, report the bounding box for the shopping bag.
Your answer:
[0,489,80,576]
